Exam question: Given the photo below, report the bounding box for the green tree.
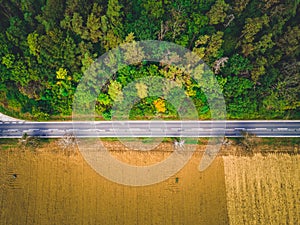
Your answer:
[223,76,257,117]
[193,32,224,63]
[254,33,275,54]
[239,15,269,56]
[233,0,251,14]
[97,93,111,106]
[206,0,229,25]
[108,80,123,102]
[5,17,27,48]
[101,0,124,50]
[122,32,145,65]
[251,56,267,82]
[221,54,252,76]
[27,32,40,59]
[35,0,65,31]
[86,12,102,43]
[277,26,300,57]
[136,82,148,99]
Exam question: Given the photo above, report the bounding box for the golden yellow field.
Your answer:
[0,142,228,225]
[223,154,300,225]
[0,140,299,225]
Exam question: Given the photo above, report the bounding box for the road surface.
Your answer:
[0,120,300,138]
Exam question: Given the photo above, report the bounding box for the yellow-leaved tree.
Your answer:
[153,99,166,113]
[56,68,68,80]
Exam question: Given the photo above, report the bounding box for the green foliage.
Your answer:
[6,17,28,48]
[251,56,267,82]
[193,31,224,63]
[27,32,40,58]
[98,93,111,106]
[101,0,124,50]
[255,34,275,54]
[35,0,65,31]
[108,80,123,102]
[0,0,298,119]
[223,76,258,118]
[86,13,102,43]
[221,54,252,76]
[278,26,300,57]
[1,54,15,69]
[135,82,148,99]
[239,15,269,56]
[206,0,229,25]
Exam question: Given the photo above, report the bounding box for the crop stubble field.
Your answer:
[0,140,299,225]
[0,141,228,225]
[223,154,300,225]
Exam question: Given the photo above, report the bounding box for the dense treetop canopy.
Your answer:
[0,0,299,120]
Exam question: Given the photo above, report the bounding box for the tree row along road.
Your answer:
[0,121,300,138]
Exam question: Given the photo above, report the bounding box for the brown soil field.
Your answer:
[0,141,229,225]
[223,154,300,225]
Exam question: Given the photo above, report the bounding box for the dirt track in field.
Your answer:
[0,142,229,225]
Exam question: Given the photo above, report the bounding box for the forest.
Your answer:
[0,0,299,120]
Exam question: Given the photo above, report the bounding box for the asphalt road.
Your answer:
[0,120,300,138]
